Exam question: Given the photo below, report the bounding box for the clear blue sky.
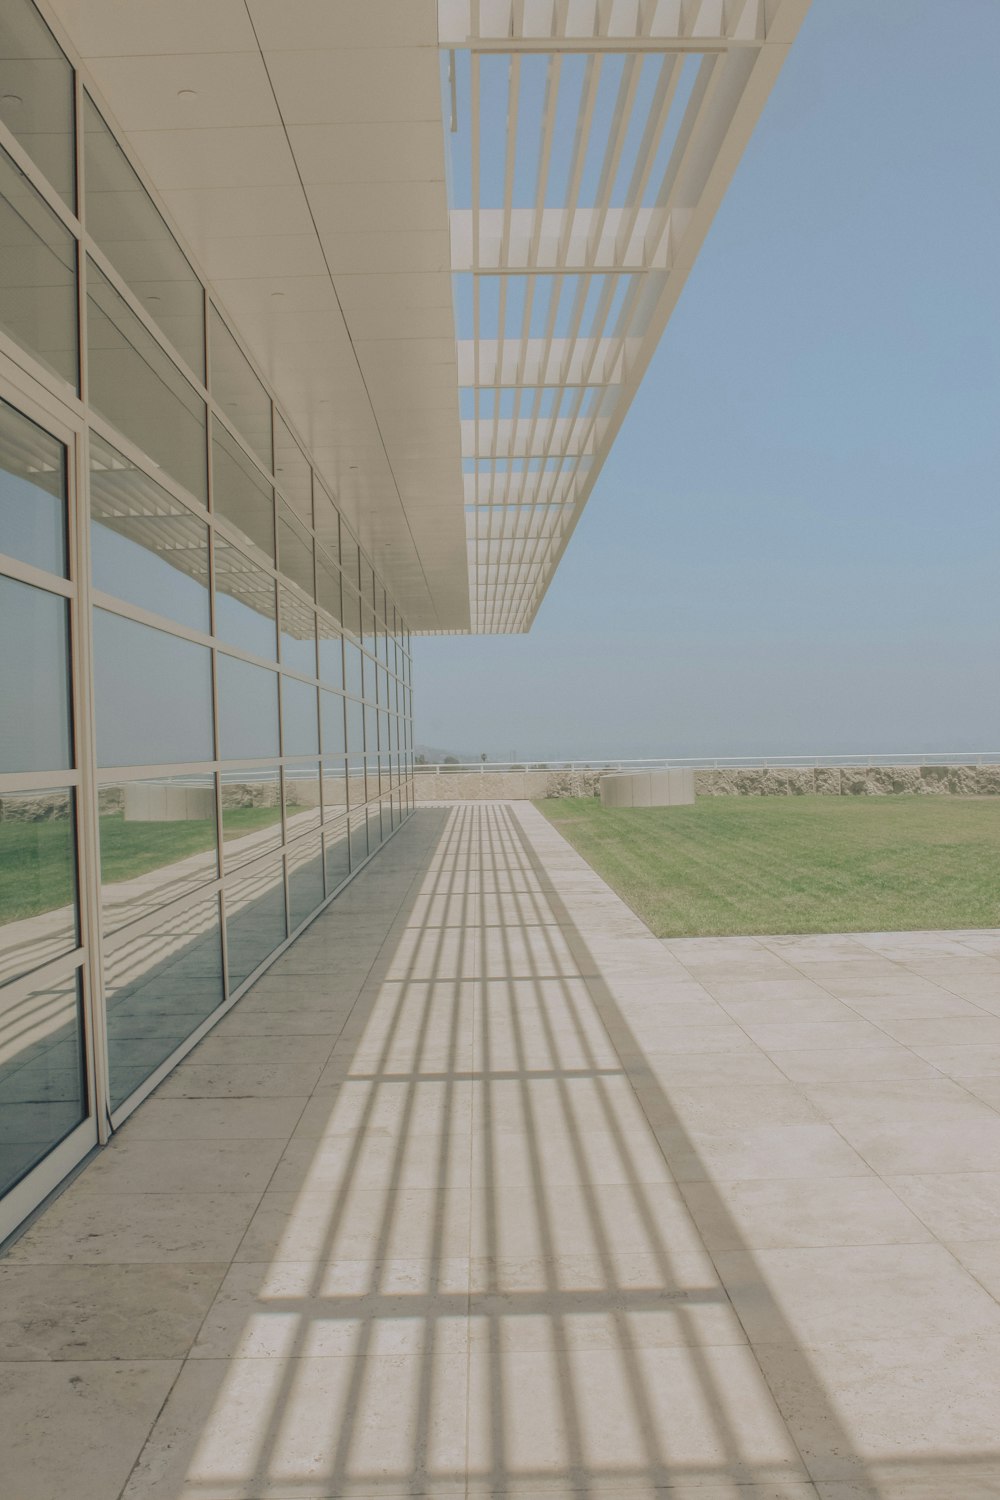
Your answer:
[416,0,1000,761]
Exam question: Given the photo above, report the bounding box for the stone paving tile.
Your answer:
[7,803,1000,1497]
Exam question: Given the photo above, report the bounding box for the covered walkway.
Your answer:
[4,804,1000,1499]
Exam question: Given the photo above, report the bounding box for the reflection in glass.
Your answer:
[90,435,210,632]
[221,766,282,869]
[105,893,224,1109]
[362,650,376,703]
[287,834,324,930]
[345,696,364,761]
[0,787,76,987]
[367,801,384,854]
[0,0,75,202]
[324,821,350,893]
[99,776,217,935]
[0,398,66,575]
[280,676,318,756]
[88,260,207,502]
[349,813,368,869]
[284,762,321,840]
[0,146,77,386]
[313,486,339,564]
[0,972,86,1199]
[321,758,348,819]
[342,584,361,638]
[212,422,274,560]
[225,854,286,990]
[274,413,311,525]
[316,551,341,626]
[210,307,272,471]
[321,691,346,755]
[217,655,279,761]
[343,638,362,699]
[277,506,314,598]
[0,576,71,774]
[214,536,277,660]
[279,586,316,677]
[317,612,343,691]
[84,96,204,377]
[94,610,213,766]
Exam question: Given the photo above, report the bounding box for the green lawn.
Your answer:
[1,807,282,924]
[539,795,1000,936]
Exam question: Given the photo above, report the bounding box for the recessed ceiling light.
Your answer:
[146,294,162,304]
[177,88,197,101]
[2,94,23,107]
[270,290,285,299]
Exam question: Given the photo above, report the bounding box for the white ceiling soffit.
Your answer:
[439,0,810,634]
[44,0,470,633]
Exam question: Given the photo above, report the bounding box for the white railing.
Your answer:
[414,752,1000,774]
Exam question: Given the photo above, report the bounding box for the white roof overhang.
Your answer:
[439,0,809,632]
[44,0,470,631]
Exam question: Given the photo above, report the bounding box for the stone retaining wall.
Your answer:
[415,765,1000,802]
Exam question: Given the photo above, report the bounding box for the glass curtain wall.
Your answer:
[0,0,415,1240]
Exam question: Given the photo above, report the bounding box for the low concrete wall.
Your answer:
[414,764,1000,803]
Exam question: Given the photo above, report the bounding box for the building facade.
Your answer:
[0,0,417,1241]
[0,0,807,1241]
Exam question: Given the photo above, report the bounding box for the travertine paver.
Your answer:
[3,802,1000,1499]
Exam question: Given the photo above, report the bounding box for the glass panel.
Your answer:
[221,765,282,869]
[346,697,364,763]
[316,550,341,620]
[105,893,224,1110]
[317,612,343,691]
[0,575,71,774]
[278,585,316,677]
[323,820,350,893]
[98,775,217,935]
[313,486,339,563]
[344,638,362,699]
[0,973,86,1198]
[210,306,271,470]
[277,505,314,597]
[0,0,74,202]
[362,650,376,703]
[365,704,378,755]
[342,584,361,638]
[212,421,273,560]
[284,762,320,840]
[94,610,213,766]
[214,536,277,660]
[90,434,210,633]
[280,676,318,756]
[84,95,204,377]
[340,528,359,588]
[347,761,365,811]
[0,787,76,987]
[320,691,346,755]
[287,834,323,930]
[87,259,207,502]
[225,854,286,990]
[321,758,348,819]
[0,146,77,386]
[273,413,311,524]
[349,812,368,867]
[217,655,279,761]
[367,801,383,853]
[0,398,66,575]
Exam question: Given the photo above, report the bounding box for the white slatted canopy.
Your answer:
[439,0,809,633]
